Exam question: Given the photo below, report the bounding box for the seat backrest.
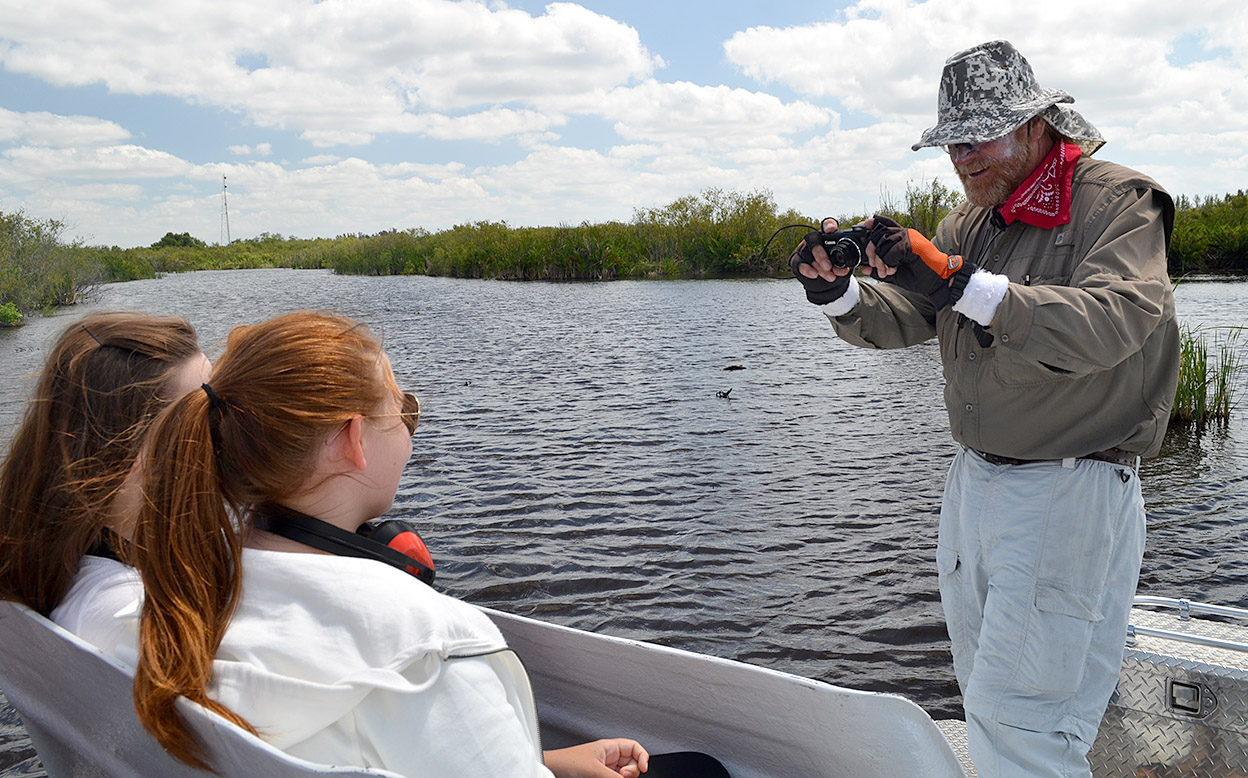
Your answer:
[485,606,968,778]
[0,600,400,778]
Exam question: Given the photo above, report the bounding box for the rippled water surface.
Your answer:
[2,270,1246,774]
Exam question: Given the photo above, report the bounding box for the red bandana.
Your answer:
[997,141,1082,229]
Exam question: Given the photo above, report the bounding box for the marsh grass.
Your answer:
[1172,324,1245,427]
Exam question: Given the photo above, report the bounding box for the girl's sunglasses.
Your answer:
[369,392,420,436]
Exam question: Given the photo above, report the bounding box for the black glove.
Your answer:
[790,231,851,305]
[866,214,913,268]
[867,215,974,310]
[889,263,954,308]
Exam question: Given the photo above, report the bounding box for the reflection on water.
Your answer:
[2,271,1246,774]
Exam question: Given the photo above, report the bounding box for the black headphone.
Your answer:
[252,504,436,586]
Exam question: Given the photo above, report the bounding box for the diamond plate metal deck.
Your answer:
[935,719,977,777]
[1089,603,1248,778]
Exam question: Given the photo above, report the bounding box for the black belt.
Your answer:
[972,447,1139,469]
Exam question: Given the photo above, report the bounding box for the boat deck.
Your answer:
[935,720,977,777]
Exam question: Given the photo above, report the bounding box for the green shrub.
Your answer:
[1170,191,1248,275]
[0,301,21,326]
[151,231,208,249]
[877,178,964,237]
[0,210,102,312]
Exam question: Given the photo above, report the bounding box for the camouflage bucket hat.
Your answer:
[912,40,1104,155]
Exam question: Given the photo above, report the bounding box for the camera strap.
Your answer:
[252,504,435,585]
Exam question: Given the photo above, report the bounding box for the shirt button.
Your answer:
[1000,334,1010,343]
[965,403,974,412]
[968,352,977,360]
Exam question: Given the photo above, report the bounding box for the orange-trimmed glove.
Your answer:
[868,215,974,309]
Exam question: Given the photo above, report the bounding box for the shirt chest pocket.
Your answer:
[989,344,1075,387]
[1018,272,1072,288]
[1008,234,1077,285]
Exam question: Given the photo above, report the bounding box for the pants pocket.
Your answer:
[937,545,974,688]
[1018,582,1104,697]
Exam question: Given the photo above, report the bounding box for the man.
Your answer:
[791,40,1178,778]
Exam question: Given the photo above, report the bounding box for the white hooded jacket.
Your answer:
[55,547,553,777]
[214,548,553,776]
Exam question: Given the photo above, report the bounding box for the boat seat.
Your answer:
[484,606,969,778]
[0,599,400,778]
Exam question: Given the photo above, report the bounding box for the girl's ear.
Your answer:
[327,416,368,471]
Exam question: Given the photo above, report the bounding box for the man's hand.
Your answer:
[790,217,852,305]
[865,215,970,309]
[867,215,964,278]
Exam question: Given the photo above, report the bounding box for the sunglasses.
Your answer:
[943,141,985,158]
[944,118,1042,159]
[368,392,421,436]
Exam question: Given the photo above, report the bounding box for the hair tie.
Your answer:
[202,383,225,411]
[82,325,104,346]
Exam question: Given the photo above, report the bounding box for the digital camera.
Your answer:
[818,225,871,270]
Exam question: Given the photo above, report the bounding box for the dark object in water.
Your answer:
[716,389,732,399]
[723,365,745,371]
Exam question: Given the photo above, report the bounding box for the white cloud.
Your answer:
[609,144,661,161]
[300,154,343,166]
[396,2,660,111]
[0,0,661,143]
[409,108,568,142]
[600,80,832,147]
[724,0,1248,132]
[375,160,467,181]
[228,142,273,156]
[0,107,130,146]
[719,0,1248,211]
[3,144,193,183]
[1120,128,1248,159]
[208,158,505,243]
[516,131,562,148]
[3,0,1248,248]
[299,128,379,148]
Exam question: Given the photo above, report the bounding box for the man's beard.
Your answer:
[955,133,1035,208]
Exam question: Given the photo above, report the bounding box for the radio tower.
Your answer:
[219,175,232,245]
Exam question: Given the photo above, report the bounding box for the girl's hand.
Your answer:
[544,738,649,778]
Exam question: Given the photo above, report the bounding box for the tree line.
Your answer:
[2,184,1246,326]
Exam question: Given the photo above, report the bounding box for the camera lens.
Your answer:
[829,238,862,270]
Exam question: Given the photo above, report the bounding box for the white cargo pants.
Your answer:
[938,448,1145,778]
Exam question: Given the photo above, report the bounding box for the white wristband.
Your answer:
[951,269,1008,327]
[818,276,860,317]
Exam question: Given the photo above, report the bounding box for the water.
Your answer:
[2,270,1247,774]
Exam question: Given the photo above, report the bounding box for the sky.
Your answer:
[1,0,1246,249]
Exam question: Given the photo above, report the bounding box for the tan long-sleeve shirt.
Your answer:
[831,156,1179,460]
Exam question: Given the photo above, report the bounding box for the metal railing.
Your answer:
[1127,596,1248,653]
